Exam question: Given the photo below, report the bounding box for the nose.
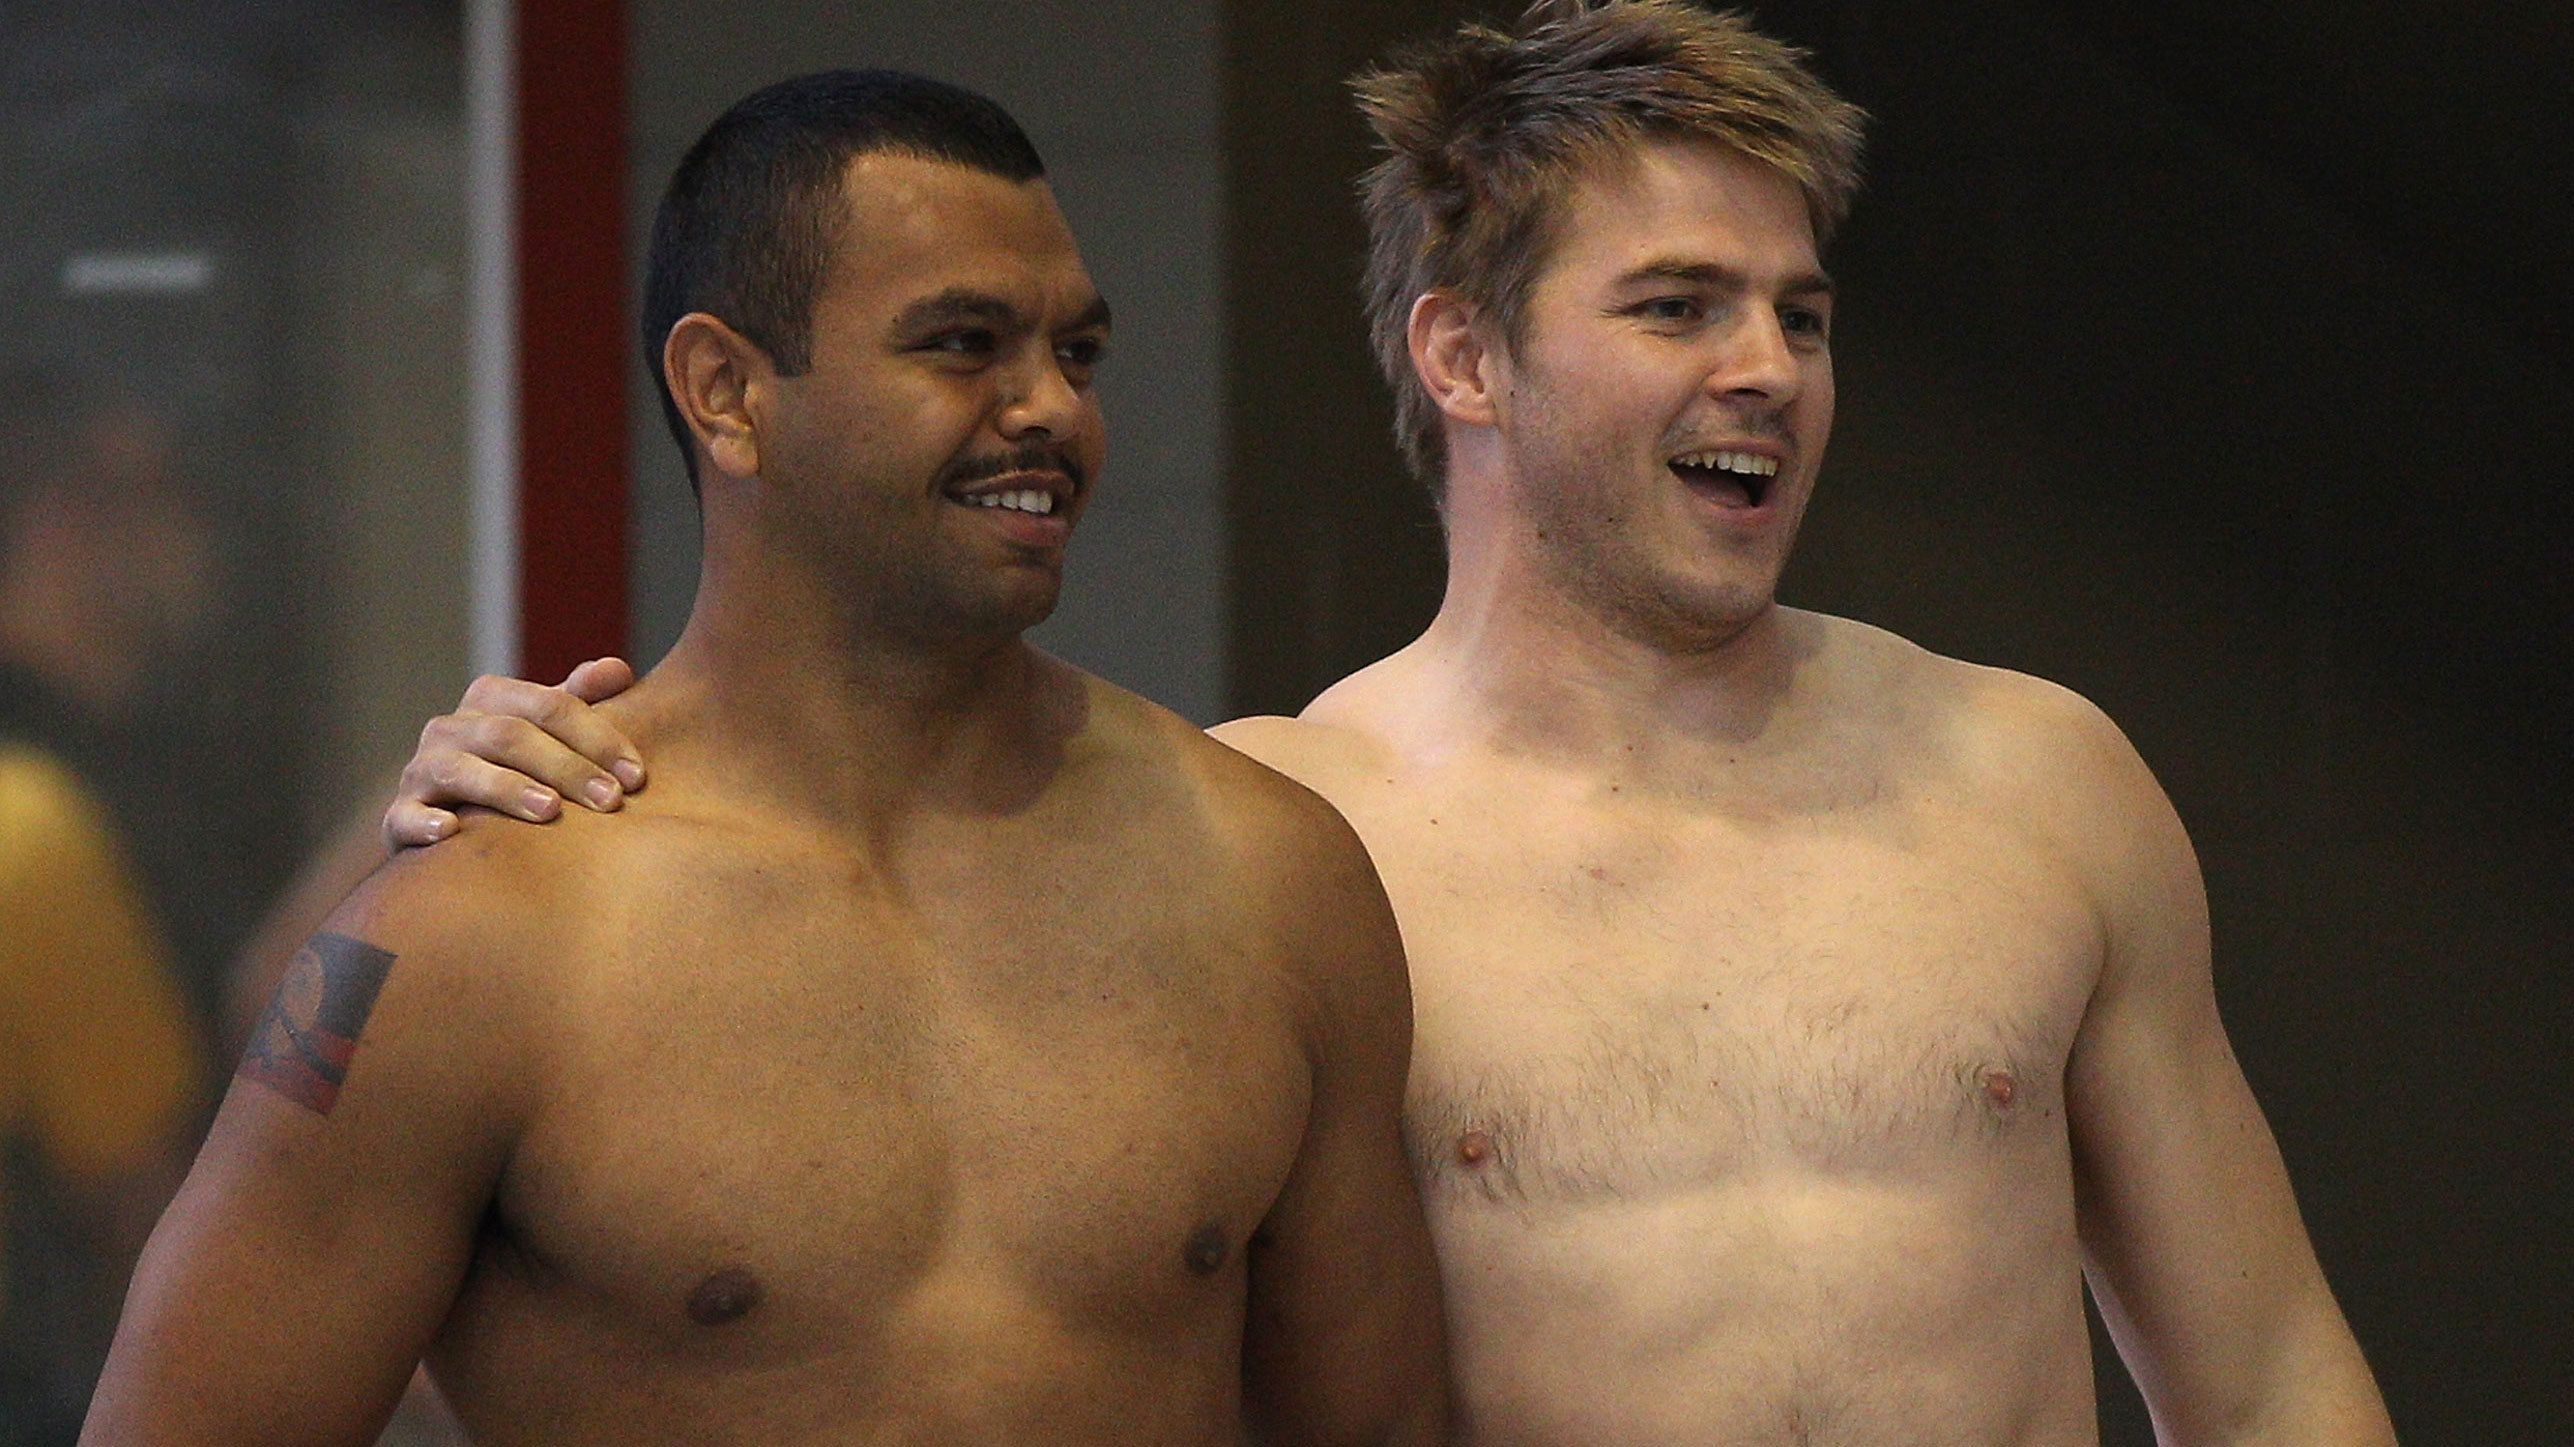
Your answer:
[1706,307,1801,407]
[998,347,1087,442]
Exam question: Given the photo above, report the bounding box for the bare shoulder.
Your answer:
[251,806,639,1110]
[1205,649,1421,802]
[1080,679,1406,1010]
[1947,659,2172,855]
[336,802,610,962]
[1083,677,1383,894]
[1802,611,2134,774]
[1810,612,2189,884]
[1207,712,1394,804]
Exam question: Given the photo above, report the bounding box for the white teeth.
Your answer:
[1673,449,1779,477]
[969,489,1056,515]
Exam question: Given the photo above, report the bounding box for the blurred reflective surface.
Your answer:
[1,3,469,1440]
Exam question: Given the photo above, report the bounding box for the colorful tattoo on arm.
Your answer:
[239,931,398,1114]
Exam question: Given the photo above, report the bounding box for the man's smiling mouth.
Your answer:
[1669,448,1778,508]
[960,488,1058,516]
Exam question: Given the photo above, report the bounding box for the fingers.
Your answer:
[379,733,564,853]
[381,664,653,852]
[455,670,647,794]
[423,708,630,810]
[559,655,638,706]
[383,799,459,850]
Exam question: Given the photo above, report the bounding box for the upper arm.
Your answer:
[84,853,540,1447]
[1237,789,1448,1446]
[2046,694,2390,1441]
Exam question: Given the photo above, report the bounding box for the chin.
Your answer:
[1612,572,1781,651]
[976,578,1064,636]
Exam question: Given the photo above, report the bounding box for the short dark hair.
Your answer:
[641,69,1047,490]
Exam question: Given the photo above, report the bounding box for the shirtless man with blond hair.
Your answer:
[386,4,2393,1442]
[86,70,1445,1445]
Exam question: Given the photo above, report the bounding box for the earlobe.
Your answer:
[664,314,765,481]
[1408,291,1500,429]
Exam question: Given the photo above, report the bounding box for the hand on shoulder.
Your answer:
[384,657,647,849]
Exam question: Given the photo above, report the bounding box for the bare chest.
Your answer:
[1350,782,2101,1200]
[476,859,1310,1357]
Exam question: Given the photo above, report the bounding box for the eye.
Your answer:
[1056,334,1109,378]
[1635,296,1704,325]
[1780,305,1829,341]
[921,328,998,360]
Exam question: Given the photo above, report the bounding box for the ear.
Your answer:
[662,313,770,482]
[1407,289,1502,430]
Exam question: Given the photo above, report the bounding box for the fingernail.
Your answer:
[583,777,620,809]
[523,788,561,819]
[612,759,646,790]
[423,815,451,841]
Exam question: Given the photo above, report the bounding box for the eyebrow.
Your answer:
[1065,294,1114,333]
[1617,259,1836,298]
[891,287,1113,336]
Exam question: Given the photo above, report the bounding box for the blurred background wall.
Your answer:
[1,2,470,1436]
[0,0,469,1028]
[0,0,2563,1441]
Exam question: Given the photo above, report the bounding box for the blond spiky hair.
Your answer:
[1353,0,1867,493]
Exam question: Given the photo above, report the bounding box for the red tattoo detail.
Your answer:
[238,933,396,1114]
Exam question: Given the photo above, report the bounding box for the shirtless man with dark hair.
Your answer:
[388,5,2392,1443]
[85,70,1444,1446]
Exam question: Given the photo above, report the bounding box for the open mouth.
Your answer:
[1669,449,1778,508]
[940,448,1080,528]
[957,487,1059,517]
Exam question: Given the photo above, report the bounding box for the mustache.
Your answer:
[938,445,1085,494]
[1707,410,1790,443]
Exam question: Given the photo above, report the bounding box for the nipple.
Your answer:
[1981,1069,2019,1110]
[1184,1222,1230,1276]
[1456,1129,1493,1167]
[686,1266,763,1327]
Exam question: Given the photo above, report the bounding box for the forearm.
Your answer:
[84,1306,413,1447]
[87,1377,406,1447]
[83,1191,437,1446]
[2234,1336,2394,1446]
[2152,1304,2393,1447]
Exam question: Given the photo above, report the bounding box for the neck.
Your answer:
[633,544,1077,827]
[1416,491,1808,768]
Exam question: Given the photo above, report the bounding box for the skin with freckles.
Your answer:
[86,151,1445,1447]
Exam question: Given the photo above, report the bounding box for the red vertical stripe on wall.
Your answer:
[514,0,629,679]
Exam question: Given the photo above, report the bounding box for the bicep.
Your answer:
[86,918,525,1446]
[2064,758,2352,1430]
[1241,829,1448,1446]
